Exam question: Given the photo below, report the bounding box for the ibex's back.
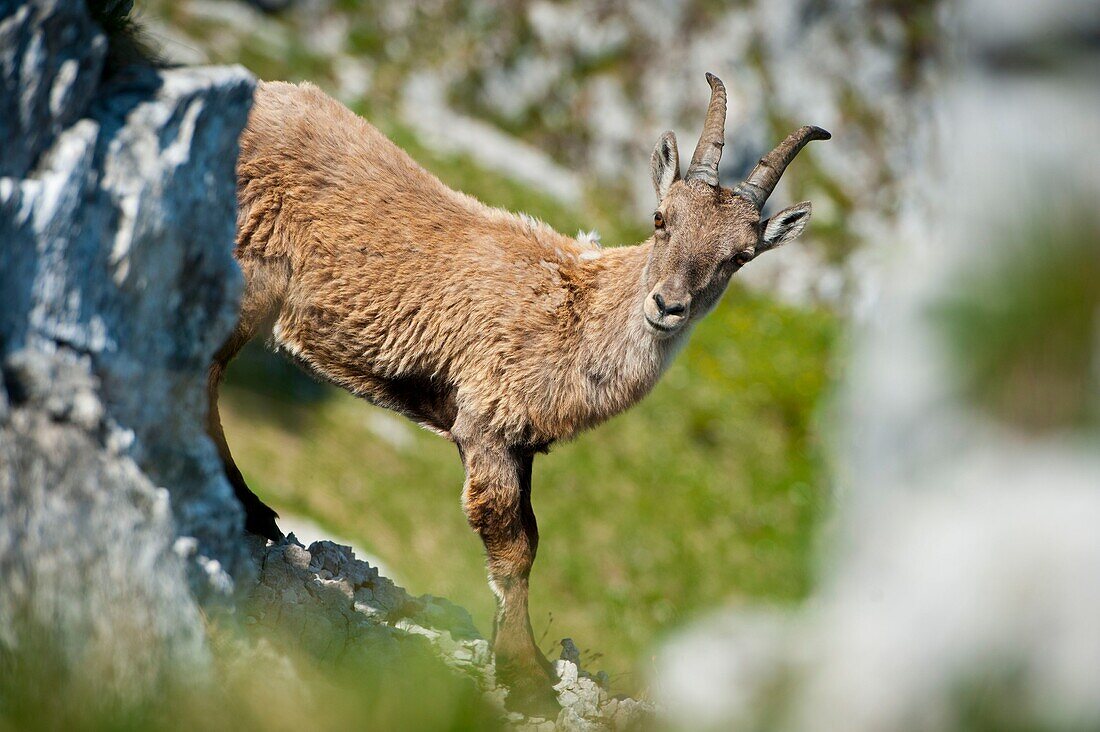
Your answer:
[234,81,660,446]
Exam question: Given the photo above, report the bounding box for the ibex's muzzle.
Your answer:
[644,286,690,335]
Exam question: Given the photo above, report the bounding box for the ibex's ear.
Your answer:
[759,201,812,253]
[650,131,680,201]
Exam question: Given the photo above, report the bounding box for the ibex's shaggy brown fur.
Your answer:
[207,73,828,710]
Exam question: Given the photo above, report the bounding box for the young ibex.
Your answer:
[208,72,829,710]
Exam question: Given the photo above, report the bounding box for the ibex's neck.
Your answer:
[568,239,686,430]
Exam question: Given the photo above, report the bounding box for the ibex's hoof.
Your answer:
[244,507,283,542]
[503,674,561,718]
[496,651,560,717]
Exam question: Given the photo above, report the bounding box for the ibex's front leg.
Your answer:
[460,441,558,714]
[207,328,282,541]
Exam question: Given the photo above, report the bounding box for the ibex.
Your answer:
[208,72,829,711]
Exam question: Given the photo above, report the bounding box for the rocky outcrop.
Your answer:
[0,0,106,179]
[250,537,652,730]
[1,0,254,695]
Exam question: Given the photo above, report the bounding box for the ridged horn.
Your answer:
[735,125,831,209]
[684,73,727,187]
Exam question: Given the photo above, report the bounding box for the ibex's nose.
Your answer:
[653,293,686,317]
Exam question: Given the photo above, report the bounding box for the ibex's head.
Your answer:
[641,73,830,337]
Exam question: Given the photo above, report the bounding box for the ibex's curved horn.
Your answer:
[684,73,727,187]
[735,125,831,209]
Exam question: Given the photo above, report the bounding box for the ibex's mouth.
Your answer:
[644,315,680,335]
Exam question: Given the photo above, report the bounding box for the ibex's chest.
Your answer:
[504,335,675,443]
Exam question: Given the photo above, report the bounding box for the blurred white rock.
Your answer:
[655,1,1100,729]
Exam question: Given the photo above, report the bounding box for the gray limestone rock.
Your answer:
[0,0,107,178]
[0,0,254,698]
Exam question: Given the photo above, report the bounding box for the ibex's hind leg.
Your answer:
[461,442,558,715]
[206,255,287,541]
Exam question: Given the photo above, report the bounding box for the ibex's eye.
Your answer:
[734,250,754,266]
[653,212,665,229]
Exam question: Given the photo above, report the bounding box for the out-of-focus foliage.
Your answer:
[655,1,1100,728]
[0,621,502,732]
[935,207,1100,434]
